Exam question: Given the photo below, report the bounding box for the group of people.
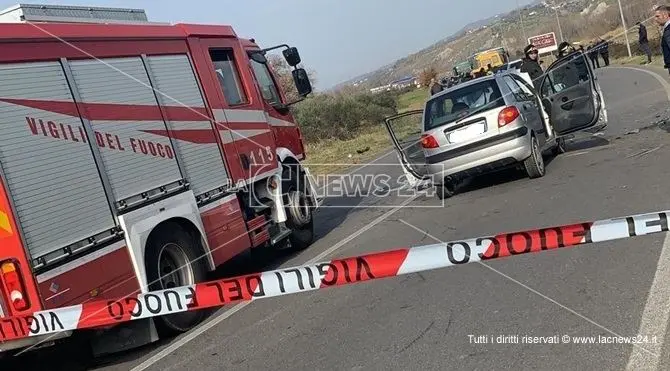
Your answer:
[429,68,479,94]
[429,63,503,95]
[430,41,577,95]
[518,40,583,90]
[428,5,670,96]
[585,39,610,69]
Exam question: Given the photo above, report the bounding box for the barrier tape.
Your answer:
[1,209,669,343]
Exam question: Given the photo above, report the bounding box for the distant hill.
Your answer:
[336,0,643,91]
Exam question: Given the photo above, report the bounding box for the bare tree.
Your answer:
[267,54,318,102]
[418,66,438,87]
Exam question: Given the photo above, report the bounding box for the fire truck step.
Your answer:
[271,226,293,247]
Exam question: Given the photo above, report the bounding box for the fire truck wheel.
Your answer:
[282,165,314,251]
[145,223,208,336]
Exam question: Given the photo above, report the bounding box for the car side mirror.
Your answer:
[283,47,301,67]
[292,68,312,97]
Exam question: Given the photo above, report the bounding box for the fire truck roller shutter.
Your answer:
[0,61,116,261]
[146,54,230,197]
[68,57,182,203]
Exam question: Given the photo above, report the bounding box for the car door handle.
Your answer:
[561,102,575,110]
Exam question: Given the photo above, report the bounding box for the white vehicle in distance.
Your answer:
[497,59,523,72]
[384,51,608,199]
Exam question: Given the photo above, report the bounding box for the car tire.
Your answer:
[524,135,545,179]
[435,182,455,200]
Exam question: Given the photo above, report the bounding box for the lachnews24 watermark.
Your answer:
[252,162,446,209]
[468,334,660,345]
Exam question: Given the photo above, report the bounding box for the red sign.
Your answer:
[528,32,558,54]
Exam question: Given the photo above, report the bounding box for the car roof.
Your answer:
[432,74,499,98]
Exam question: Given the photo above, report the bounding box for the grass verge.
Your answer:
[612,54,663,67]
[398,87,429,112]
[303,111,422,177]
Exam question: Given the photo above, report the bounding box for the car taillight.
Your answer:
[1,261,29,311]
[498,106,520,127]
[420,134,439,149]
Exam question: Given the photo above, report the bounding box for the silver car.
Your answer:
[384,51,607,199]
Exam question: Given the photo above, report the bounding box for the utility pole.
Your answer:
[618,0,632,57]
[498,21,508,51]
[516,0,528,43]
[552,2,564,42]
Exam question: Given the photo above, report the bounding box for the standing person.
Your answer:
[557,41,575,58]
[597,38,610,66]
[587,43,600,69]
[654,5,670,75]
[637,21,653,64]
[520,44,543,89]
[429,78,443,95]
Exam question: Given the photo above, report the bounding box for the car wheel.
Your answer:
[524,135,545,179]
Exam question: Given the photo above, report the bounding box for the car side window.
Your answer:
[511,75,536,100]
[541,55,590,96]
[502,76,528,102]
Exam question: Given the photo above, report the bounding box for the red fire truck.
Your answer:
[0,3,319,356]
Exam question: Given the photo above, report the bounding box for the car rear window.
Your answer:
[424,79,505,131]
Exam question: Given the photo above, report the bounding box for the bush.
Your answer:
[292,89,401,143]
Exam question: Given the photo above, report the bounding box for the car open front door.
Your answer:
[540,51,603,136]
[383,109,430,189]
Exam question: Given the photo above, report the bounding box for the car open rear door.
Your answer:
[383,109,430,189]
[539,51,604,136]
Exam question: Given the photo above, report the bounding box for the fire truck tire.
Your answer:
[282,165,314,251]
[145,222,208,337]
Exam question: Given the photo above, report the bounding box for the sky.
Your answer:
[0,0,537,89]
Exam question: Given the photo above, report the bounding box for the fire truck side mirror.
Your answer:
[292,68,312,97]
[249,52,268,64]
[283,47,302,67]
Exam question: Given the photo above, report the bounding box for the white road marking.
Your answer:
[400,219,659,360]
[626,145,665,159]
[129,193,420,371]
[612,66,670,102]
[625,232,670,370]
[616,65,670,370]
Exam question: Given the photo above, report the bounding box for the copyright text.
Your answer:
[468,334,659,345]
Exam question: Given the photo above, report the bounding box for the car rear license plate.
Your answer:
[447,122,486,143]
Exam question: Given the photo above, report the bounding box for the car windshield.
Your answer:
[423,79,504,131]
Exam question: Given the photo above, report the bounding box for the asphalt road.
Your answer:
[8,65,670,371]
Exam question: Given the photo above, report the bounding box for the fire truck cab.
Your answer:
[0,3,319,356]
